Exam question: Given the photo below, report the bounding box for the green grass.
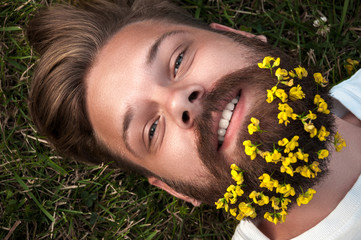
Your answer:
[1,0,360,239]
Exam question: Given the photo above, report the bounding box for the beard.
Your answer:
[163,61,335,223]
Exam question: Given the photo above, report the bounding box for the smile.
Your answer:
[217,92,241,148]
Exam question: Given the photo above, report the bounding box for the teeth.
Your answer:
[226,103,235,111]
[218,128,226,137]
[222,109,233,120]
[217,96,239,146]
[219,119,230,129]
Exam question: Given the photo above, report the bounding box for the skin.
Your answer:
[86,20,260,191]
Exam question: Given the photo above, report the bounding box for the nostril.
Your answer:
[182,111,190,123]
[188,91,199,102]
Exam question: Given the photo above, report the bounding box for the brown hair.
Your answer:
[27,0,210,176]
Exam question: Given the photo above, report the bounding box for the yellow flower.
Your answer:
[273,57,281,67]
[238,202,257,219]
[314,94,322,104]
[227,184,244,197]
[275,68,289,80]
[266,86,277,103]
[304,121,317,138]
[276,184,295,197]
[231,169,244,185]
[284,136,299,153]
[258,56,280,69]
[277,112,289,126]
[289,84,305,101]
[264,211,287,224]
[230,163,241,171]
[249,191,270,206]
[314,72,328,87]
[281,79,294,87]
[288,70,297,78]
[270,197,281,210]
[281,198,292,210]
[264,149,282,164]
[306,110,317,120]
[278,138,289,146]
[317,101,330,114]
[280,164,294,176]
[270,197,291,211]
[295,162,321,178]
[294,66,308,79]
[224,192,233,203]
[243,140,258,160]
[229,208,238,217]
[318,149,329,159]
[227,185,235,192]
[296,188,316,206]
[278,103,297,126]
[275,88,288,102]
[295,149,309,162]
[334,132,346,152]
[317,126,330,141]
[235,185,244,196]
[282,152,297,167]
[215,198,226,209]
[247,117,260,135]
[309,161,322,174]
[314,95,330,114]
[344,58,359,76]
[259,173,279,191]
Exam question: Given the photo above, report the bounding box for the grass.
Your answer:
[1,0,360,239]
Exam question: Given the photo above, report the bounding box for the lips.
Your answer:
[216,90,242,149]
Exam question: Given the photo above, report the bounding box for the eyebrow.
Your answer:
[147,30,186,65]
[122,106,139,158]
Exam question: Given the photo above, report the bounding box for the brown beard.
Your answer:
[163,62,335,223]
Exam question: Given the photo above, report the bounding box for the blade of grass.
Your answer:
[13,172,55,222]
[338,0,350,35]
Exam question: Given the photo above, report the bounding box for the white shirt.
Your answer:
[232,69,361,240]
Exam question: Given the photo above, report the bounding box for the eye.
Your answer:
[149,119,159,142]
[174,52,184,77]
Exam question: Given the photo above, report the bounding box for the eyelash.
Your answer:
[174,52,184,77]
[149,119,159,142]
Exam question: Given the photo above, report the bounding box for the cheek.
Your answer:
[190,45,245,88]
[155,128,204,179]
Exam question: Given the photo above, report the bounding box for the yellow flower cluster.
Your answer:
[258,174,295,224]
[215,164,257,221]
[216,56,346,225]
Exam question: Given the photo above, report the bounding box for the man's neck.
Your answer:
[257,113,361,240]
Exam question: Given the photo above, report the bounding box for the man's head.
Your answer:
[27,0,334,218]
[27,0,212,176]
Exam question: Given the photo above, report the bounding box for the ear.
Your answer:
[210,23,267,43]
[148,177,201,207]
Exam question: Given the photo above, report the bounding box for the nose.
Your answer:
[165,84,204,129]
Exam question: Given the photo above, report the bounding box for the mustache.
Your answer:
[202,69,246,113]
[193,65,274,177]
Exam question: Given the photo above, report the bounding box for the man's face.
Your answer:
[86,20,259,183]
